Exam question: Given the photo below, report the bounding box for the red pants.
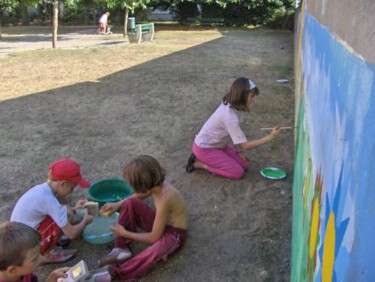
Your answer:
[36,216,61,254]
[110,197,187,281]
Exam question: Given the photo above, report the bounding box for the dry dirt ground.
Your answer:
[0,26,294,281]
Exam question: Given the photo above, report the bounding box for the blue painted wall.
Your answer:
[292,5,375,282]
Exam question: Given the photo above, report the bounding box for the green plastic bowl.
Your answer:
[83,212,119,244]
[86,178,133,207]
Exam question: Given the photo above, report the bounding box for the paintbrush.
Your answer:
[260,126,295,130]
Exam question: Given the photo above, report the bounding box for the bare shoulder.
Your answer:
[159,182,187,212]
[163,182,185,201]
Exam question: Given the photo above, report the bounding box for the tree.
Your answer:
[154,0,295,26]
[32,0,60,48]
[52,0,58,48]
[25,0,61,49]
[103,0,151,39]
[0,0,19,38]
[51,0,79,49]
[72,0,98,25]
[20,0,30,25]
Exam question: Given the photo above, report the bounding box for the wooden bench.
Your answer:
[186,17,224,26]
[130,23,154,44]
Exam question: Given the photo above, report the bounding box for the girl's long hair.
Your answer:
[222,77,259,111]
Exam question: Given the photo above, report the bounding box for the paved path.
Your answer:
[0,27,129,58]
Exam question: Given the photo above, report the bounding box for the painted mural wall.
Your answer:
[291,0,375,281]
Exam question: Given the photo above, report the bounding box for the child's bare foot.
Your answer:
[194,160,207,170]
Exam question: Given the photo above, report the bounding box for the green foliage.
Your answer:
[0,0,295,27]
[172,2,199,23]
[102,0,151,11]
[0,0,19,22]
[0,0,20,25]
[152,0,295,27]
[266,7,295,30]
[0,0,19,13]
[61,1,86,23]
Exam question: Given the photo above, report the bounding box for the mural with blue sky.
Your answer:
[292,6,375,282]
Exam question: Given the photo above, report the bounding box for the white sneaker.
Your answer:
[98,247,132,267]
[85,268,111,282]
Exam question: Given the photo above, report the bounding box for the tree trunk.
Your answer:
[21,0,30,26]
[0,14,3,39]
[123,8,129,39]
[93,9,97,26]
[52,0,59,48]
[84,3,89,25]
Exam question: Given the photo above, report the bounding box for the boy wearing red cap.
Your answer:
[10,159,94,264]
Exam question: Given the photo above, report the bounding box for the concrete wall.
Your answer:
[292,0,375,281]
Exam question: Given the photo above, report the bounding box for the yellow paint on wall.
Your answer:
[309,198,320,258]
[322,212,336,282]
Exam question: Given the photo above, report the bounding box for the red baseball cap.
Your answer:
[48,159,90,188]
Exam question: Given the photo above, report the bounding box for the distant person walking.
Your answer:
[98,12,110,34]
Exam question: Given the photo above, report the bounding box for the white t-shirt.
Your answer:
[194,102,247,148]
[99,14,108,24]
[10,182,68,229]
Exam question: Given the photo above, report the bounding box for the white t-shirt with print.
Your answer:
[194,102,247,148]
[10,182,68,229]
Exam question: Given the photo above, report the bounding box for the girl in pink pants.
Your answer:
[192,142,249,179]
[186,77,281,179]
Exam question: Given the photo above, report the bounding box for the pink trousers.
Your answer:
[192,142,249,179]
[110,197,187,281]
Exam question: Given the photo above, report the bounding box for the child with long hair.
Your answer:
[186,77,281,179]
[98,155,188,281]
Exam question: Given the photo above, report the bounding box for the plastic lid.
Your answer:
[260,167,286,180]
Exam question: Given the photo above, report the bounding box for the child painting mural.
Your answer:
[186,77,281,179]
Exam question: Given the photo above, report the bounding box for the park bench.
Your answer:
[186,17,224,26]
[131,23,155,44]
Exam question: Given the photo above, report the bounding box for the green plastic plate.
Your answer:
[260,167,286,180]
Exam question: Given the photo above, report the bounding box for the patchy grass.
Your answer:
[0,30,223,101]
[0,27,294,282]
